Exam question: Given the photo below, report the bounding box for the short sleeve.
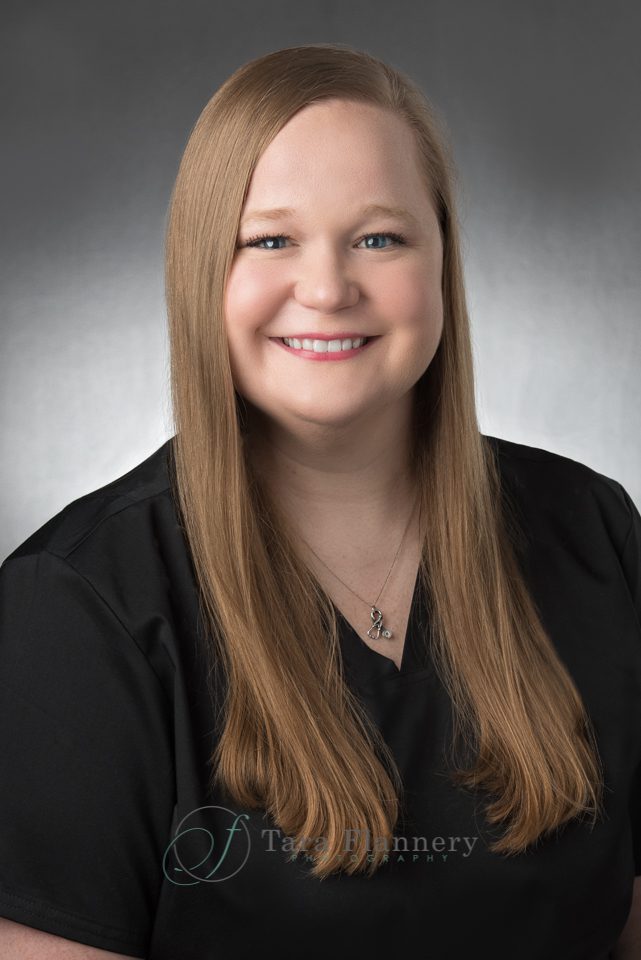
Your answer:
[615,483,641,876]
[0,549,175,957]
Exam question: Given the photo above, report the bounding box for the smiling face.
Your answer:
[224,98,444,439]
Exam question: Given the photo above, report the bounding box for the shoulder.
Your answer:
[482,433,636,558]
[4,437,175,568]
[0,438,185,711]
[1,438,184,669]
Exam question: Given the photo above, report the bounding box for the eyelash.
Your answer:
[242,231,407,250]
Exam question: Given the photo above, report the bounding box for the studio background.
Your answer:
[1,0,639,561]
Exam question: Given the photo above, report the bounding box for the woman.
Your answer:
[0,42,639,959]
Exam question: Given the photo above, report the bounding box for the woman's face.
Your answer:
[224,98,444,436]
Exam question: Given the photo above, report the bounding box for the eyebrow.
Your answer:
[241,203,420,229]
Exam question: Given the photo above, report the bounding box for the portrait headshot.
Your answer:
[1,4,640,959]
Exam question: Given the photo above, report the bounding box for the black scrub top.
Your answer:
[0,434,639,960]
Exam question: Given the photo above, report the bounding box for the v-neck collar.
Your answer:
[333,565,433,688]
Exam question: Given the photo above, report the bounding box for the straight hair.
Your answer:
[164,42,604,879]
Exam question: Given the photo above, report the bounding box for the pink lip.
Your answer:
[271,332,373,341]
[271,336,378,361]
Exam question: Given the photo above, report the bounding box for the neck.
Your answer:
[245,393,417,516]
[244,393,421,573]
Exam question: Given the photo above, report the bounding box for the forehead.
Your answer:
[242,99,433,218]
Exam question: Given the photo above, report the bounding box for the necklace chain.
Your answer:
[299,490,419,642]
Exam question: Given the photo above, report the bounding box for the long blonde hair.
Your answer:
[164,42,604,879]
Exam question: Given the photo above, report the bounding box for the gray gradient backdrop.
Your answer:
[2,1,640,561]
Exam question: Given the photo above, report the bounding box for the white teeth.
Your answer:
[282,337,367,352]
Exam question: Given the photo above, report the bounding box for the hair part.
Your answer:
[164,41,605,879]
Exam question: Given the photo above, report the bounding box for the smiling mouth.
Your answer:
[270,335,379,360]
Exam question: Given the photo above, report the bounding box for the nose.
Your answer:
[293,245,359,313]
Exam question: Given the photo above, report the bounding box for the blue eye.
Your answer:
[241,231,407,250]
[359,232,406,249]
[243,233,290,250]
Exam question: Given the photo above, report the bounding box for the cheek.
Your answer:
[224,264,282,396]
[386,266,443,339]
[383,268,443,385]
[224,262,283,336]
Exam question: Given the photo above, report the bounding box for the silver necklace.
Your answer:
[299,491,419,641]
